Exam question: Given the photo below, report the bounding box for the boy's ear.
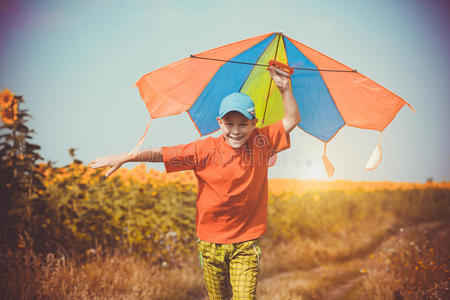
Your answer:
[216,117,222,125]
[252,118,258,126]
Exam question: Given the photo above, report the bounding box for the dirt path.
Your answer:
[325,275,364,300]
[256,238,383,299]
[256,222,444,299]
[257,259,367,299]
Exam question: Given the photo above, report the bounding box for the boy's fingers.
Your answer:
[90,160,109,169]
[105,165,119,178]
[268,68,278,79]
[89,161,102,168]
[271,67,290,77]
[268,65,291,77]
[89,157,111,169]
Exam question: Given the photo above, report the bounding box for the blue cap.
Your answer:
[218,92,255,120]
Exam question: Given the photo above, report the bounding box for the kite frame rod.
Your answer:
[190,55,357,73]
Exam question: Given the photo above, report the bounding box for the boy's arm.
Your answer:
[90,148,162,178]
[268,67,301,134]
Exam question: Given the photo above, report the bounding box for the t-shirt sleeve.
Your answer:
[260,119,291,153]
[161,141,198,173]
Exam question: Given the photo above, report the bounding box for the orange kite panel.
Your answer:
[135,32,275,119]
[286,36,413,131]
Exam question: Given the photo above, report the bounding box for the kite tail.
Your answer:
[128,119,152,156]
[322,143,335,178]
[366,132,383,170]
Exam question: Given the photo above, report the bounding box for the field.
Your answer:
[1,163,449,299]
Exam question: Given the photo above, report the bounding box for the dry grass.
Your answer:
[2,222,448,299]
[345,222,449,299]
[2,182,448,299]
[1,249,205,300]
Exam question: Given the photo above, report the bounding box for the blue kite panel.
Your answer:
[283,36,345,142]
[189,33,276,135]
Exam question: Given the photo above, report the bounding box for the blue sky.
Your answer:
[1,0,449,182]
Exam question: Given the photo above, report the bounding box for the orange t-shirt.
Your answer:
[161,120,290,243]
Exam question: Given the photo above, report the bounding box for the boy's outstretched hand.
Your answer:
[268,65,291,93]
[89,153,129,178]
[268,64,300,134]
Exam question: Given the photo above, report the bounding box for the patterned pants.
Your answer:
[197,238,262,300]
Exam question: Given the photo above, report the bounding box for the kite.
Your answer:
[131,32,414,177]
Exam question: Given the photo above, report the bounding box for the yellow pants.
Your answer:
[197,238,262,300]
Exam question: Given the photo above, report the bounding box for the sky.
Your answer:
[0,0,449,182]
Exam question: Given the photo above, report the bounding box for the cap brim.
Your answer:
[219,108,254,120]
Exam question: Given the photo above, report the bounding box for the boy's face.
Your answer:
[217,111,257,149]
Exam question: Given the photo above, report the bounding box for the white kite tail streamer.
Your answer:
[128,119,152,157]
[366,132,383,170]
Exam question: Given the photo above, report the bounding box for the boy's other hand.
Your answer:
[89,153,128,178]
[268,66,291,93]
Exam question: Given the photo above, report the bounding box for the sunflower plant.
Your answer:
[0,89,45,250]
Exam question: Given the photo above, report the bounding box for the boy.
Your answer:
[90,66,300,299]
